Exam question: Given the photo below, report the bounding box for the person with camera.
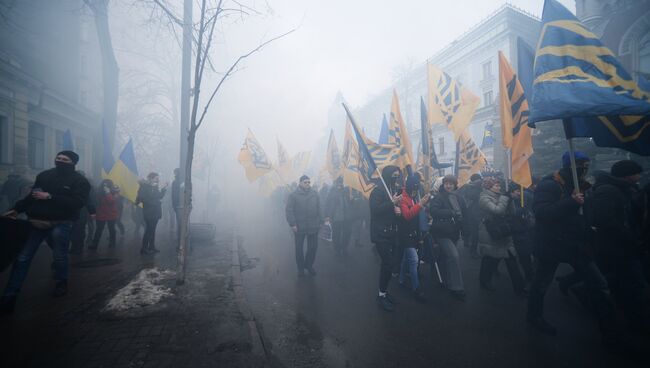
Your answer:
[89,179,121,250]
[429,175,467,301]
[477,177,526,296]
[0,151,90,314]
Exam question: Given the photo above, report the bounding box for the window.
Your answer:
[483,90,494,107]
[28,121,45,169]
[0,115,9,163]
[482,61,492,80]
[438,136,445,155]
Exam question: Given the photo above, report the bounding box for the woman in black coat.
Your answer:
[136,172,167,254]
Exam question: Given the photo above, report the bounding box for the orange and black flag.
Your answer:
[457,131,487,186]
[499,51,533,188]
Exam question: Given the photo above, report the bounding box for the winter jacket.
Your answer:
[510,190,535,247]
[478,189,515,259]
[325,185,350,222]
[369,167,401,244]
[429,188,464,242]
[533,169,590,262]
[458,181,482,224]
[398,190,423,248]
[136,181,166,221]
[95,192,120,221]
[285,187,321,234]
[13,167,90,221]
[590,174,644,261]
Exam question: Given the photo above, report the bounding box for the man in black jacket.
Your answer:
[527,151,616,342]
[591,160,649,333]
[325,176,351,256]
[0,151,90,314]
[370,165,402,312]
[457,173,482,257]
[286,175,322,277]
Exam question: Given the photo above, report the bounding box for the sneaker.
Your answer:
[385,293,399,305]
[0,296,17,315]
[306,267,316,276]
[53,281,68,298]
[527,317,557,336]
[376,295,394,312]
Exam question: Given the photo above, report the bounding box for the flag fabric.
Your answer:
[258,171,284,197]
[342,120,375,198]
[101,120,115,178]
[457,131,487,186]
[481,122,495,149]
[378,114,389,144]
[63,130,74,150]
[342,103,379,179]
[419,97,451,171]
[499,51,533,187]
[238,129,273,182]
[522,4,650,155]
[427,64,480,141]
[277,139,290,167]
[291,151,311,179]
[108,139,140,203]
[388,90,415,167]
[325,129,342,180]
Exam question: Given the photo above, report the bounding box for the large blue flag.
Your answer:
[378,114,389,144]
[530,0,650,124]
[342,103,377,179]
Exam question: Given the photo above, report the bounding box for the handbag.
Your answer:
[319,221,332,242]
[483,215,513,240]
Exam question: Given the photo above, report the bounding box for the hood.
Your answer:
[381,165,400,191]
[593,174,635,192]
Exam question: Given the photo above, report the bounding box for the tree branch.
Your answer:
[195,28,295,130]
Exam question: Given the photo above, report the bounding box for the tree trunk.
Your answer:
[90,0,119,162]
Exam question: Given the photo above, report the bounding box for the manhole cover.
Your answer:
[72,258,122,268]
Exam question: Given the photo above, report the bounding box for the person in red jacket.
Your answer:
[89,179,120,249]
[398,173,430,302]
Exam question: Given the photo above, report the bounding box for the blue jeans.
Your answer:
[3,222,73,297]
[399,247,420,291]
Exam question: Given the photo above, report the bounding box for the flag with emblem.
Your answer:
[388,90,414,167]
[427,64,480,141]
[529,0,650,155]
[499,51,533,187]
[238,129,273,182]
[342,120,375,198]
[457,131,487,186]
[325,129,342,180]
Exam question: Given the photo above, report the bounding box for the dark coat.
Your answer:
[590,174,644,260]
[533,169,589,262]
[324,185,350,222]
[429,188,465,242]
[285,187,321,234]
[369,185,398,244]
[457,180,482,223]
[136,182,166,221]
[13,167,90,221]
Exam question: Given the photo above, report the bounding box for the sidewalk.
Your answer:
[0,217,270,368]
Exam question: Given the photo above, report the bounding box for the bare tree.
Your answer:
[149,0,294,282]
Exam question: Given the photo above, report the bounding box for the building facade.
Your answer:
[0,0,102,183]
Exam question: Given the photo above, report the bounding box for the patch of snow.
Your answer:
[104,268,176,312]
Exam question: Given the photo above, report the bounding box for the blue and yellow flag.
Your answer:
[325,129,342,180]
[457,131,487,186]
[427,64,480,141]
[530,0,650,123]
[342,120,375,198]
[101,120,115,178]
[378,114,389,144]
[481,122,494,149]
[499,51,533,188]
[388,90,414,167]
[108,139,140,203]
[238,129,273,182]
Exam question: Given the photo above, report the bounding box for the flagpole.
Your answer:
[505,149,511,192]
[454,140,460,177]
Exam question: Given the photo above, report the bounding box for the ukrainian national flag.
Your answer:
[388,90,414,167]
[427,64,480,141]
[481,122,494,149]
[238,129,273,182]
[108,139,140,203]
[457,131,487,186]
[101,120,115,178]
[499,51,533,187]
[378,114,389,144]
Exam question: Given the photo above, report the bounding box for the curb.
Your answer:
[231,227,269,362]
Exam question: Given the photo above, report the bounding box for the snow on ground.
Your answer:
[104,268,176,312]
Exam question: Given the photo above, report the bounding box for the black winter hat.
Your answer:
[57,150,79,165]
[299,175,310,182]
[611,160,642,178]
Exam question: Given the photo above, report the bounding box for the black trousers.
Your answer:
[465,219,480,253]
[527,256,616,336]
[514,238,535,283]
[142,217,159,251]
[92,220,116,248]
[375,240,395,293]
[332,221,351,254]
[294,233,318,271]
[480,252,525,293]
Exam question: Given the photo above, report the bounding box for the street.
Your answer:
[237,204,646,368]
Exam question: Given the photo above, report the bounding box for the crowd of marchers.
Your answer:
[283,151,650,354]
[0,150,188,315]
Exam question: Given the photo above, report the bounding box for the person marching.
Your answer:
[285,175,322,277]
[136,172,167,255]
